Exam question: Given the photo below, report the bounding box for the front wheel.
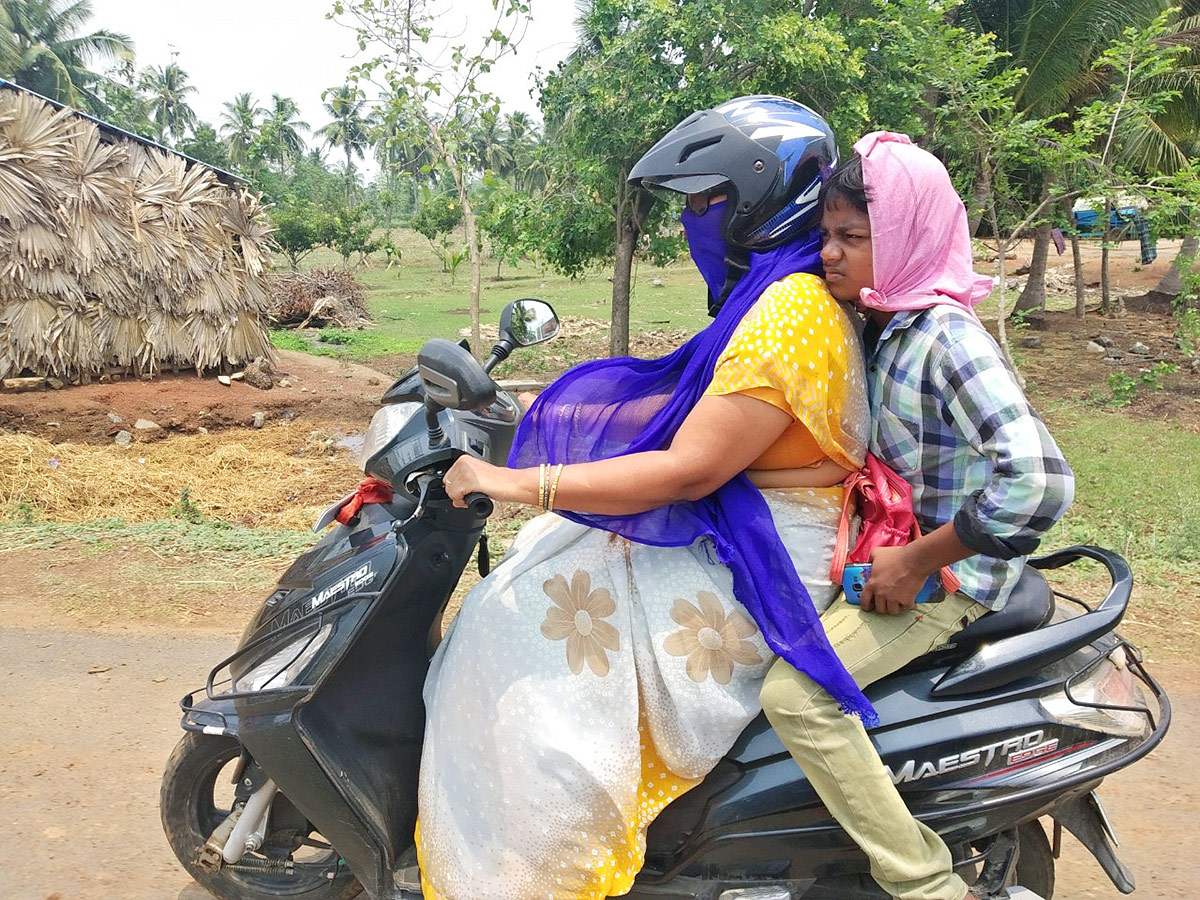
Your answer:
[161,731,362,900]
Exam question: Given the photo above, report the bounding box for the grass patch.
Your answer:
[269,329,313,353]
[0,518,316,559]
[1040,401,1200,568]
[282,230,711,372]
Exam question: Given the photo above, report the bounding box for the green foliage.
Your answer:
[1140,361,1179,388]
[271,200,333,270]
[327,203,380,267]
[1105,371,1139,406]
[316,328,353,345]
[1103,361,1178,406]
[13,500,36,525]
[169,487,203,524]
[140,59,196,143]
[176,122,229,170]
[1,0,133,113]
[411,188,466,273]
[534,0,866,352]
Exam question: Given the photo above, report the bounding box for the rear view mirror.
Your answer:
[500,299,559,347]
[417,339,497,411]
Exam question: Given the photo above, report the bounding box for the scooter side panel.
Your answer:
[644,643,1144,884]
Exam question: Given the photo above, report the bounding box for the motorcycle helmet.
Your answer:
[628,95,838,252]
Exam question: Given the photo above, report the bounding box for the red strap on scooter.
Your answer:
[335,477,395,526]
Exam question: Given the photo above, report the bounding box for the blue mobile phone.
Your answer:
[842,563,941,605]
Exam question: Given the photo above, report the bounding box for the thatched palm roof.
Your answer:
[0,81,276,381]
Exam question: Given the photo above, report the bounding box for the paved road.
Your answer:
[0,625,1193,900]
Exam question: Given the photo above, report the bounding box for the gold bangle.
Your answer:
[547,463,565,512]
[538,463,548,511]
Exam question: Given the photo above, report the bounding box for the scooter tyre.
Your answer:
[161,731,363,900]
[1012,820,1055,899]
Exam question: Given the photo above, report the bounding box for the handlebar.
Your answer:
[464,492,494,518]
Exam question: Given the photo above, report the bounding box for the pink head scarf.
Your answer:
[852,131,993,313]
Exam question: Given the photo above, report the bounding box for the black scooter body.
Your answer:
[183,495,1170,900]
[174,308,1170,900]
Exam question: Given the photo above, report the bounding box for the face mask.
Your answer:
[681,199,729,300]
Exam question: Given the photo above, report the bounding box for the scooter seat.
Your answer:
[948,564,1055,650]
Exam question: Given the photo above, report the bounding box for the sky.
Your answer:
[89,0,581,176]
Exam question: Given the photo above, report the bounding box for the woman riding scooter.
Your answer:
[417,95,870,900]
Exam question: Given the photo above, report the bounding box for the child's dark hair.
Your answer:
[819,153,868,213]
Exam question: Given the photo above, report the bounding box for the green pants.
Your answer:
[760,593,988,900]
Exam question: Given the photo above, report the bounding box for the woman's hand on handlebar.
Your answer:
[443,456,491,508]
[443,455,532,508]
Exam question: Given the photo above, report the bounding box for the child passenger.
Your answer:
[759,131,1075,900]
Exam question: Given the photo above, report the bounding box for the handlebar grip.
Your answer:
[464,492,494,518]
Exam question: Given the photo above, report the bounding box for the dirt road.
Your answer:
[0,626,232,900]
[0,619,1194,900]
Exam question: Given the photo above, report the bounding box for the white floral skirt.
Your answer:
[416,487,843,900]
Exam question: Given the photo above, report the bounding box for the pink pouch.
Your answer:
[829,453,961,592]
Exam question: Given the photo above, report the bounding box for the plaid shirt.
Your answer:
[865,306,1074,610]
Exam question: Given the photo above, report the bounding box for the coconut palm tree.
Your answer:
[220,92,265,171]
[259,93,308,176]
[0,0,132,113]
[467,107,513,176]
[316,84,371,197]
[316,85,370,168]
[140,60,196,144]
[502,110,543,190]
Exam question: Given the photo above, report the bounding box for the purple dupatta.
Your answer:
[508,230,878,726]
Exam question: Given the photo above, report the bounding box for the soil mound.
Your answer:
[0,350,394,444]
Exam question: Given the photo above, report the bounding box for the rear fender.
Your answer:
[1050,792,1135,894]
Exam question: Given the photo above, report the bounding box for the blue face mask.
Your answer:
[681,199,729,300]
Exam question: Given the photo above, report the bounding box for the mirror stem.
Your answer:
[425,402,446,447]
[483,340,514,375]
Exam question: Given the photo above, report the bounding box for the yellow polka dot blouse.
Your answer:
[705,273,869,472]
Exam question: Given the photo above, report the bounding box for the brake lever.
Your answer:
[392,475,434,534]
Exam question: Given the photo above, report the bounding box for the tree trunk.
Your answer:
[1101,243,1114,313]
[1154,233,1199,296]
[459,181,484,358]
[1014,179,1052,315]
[609,187,654,357]
[987,198,1023,385]
[1072,233,1086,318]
[1014,223,1051,315]
[966,158,992,238]
[611,215,636,358]
[1100,200,1123,315]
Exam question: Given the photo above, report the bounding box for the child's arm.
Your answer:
[864,319,1074,614]
[931,327,1075,562]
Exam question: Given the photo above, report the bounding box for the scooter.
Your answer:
[161,298,1170,900]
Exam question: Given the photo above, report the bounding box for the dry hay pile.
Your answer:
[269,268,372,328]
[0,430,361,530]
[0,87,276,381]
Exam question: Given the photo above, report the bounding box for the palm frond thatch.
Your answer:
[0,85,277,381]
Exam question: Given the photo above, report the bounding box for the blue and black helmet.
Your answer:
[628,95,837,251]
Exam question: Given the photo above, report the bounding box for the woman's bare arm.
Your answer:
[745,459,852,489]
[443,393,797,515]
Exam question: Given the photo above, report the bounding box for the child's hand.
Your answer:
[859,545,927,615]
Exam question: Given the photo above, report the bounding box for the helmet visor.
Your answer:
[639,175,730,210]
